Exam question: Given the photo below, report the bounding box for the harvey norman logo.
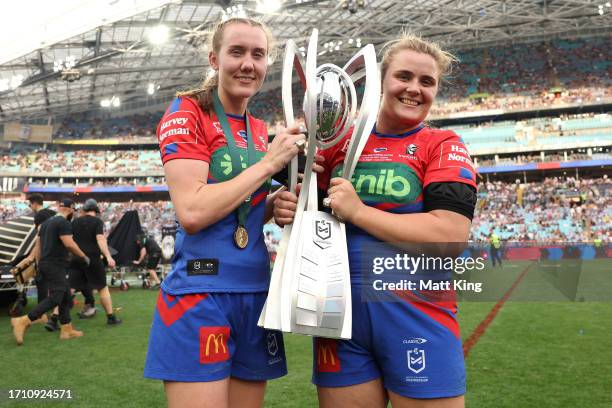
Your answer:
[440,142,474,169]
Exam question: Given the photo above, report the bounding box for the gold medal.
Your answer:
[234,225,249,249]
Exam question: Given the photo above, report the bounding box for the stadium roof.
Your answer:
[1,0,611,122]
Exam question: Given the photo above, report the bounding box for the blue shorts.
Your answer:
[144,291,287,382]
[312,288,465,399]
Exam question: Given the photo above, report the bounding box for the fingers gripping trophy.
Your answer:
[259,29,380,339]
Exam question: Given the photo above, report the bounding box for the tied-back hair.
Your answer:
[176,17,276,114]
[380,31,459,85]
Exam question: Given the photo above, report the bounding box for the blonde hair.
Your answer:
[380,32,458,85]
[177,18,276,113]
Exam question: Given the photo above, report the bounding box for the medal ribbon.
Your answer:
[212,89,256,231]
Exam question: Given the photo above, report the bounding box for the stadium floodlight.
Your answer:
[112,96,121,107]
[148,83,156,95]
[607,2,611,7]
[256,0,282,14]
[148,25,169,45]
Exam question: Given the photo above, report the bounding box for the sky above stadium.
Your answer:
[0,0,172,65]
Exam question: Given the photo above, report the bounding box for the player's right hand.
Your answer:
[83,255,91,267]
[273,184,300,226]
[261,125,305,174]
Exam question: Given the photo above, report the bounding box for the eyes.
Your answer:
[228,47,266,59]
[395,71,437,87]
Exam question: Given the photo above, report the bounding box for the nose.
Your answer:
[240,56,255,72]
[405,79,420,95]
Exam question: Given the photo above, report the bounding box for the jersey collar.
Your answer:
[372,123,424,138]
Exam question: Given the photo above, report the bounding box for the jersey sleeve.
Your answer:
[423,130,477,189]
[95,218,104,235]
[59,218,72,236]
[158,97,210,164]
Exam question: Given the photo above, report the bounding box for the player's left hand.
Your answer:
[107,256,116,268]
[326,177,365,223]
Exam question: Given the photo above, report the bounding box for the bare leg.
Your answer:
[318,378,388,408]
[165,379,229,408]
[229,378,266,408]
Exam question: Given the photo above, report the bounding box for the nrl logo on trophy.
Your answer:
[314,220,332,249]
[258,28,380,339]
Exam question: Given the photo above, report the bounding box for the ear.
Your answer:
[209,51,219,71]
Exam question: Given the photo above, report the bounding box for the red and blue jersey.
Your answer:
[157,96,272,294]
[318,125,477,283]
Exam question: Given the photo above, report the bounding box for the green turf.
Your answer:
[0,260,610,407]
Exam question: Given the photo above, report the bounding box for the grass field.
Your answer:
[0,260,610,407]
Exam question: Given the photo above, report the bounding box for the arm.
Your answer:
[328,178,472,243]
[59,235,88,261]
[96,234,115,268]
[134,247,146,264]
[17,237,40,269]
[165,127,304,234]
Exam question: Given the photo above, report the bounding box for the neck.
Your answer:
[375,110,421,135]
[217,88,247,116]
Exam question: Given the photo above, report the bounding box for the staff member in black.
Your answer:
[70,199,121,325]
[133,232,162,289]
[14,194,57,307]
[11,198,89,345]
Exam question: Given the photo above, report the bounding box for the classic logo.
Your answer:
[212,121,223,134]
[267,332,279,356]
[316,339,341,372]
[403,337,427,345]
[200,326,230,364]
[407,348,426,374]
[334,162,421,204]
[406,143,418,155]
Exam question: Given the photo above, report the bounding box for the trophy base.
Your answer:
[288,210,352,339]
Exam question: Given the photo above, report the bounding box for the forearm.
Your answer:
[351,206,471,243]
[96,236,112,260]
[171,161,276,233]
[66,243,87,260]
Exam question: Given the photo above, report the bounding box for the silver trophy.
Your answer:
[259,29,380,339]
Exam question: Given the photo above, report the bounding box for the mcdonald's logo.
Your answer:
[316,338,341,373]
[199,326,230,364]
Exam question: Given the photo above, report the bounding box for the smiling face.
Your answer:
[209,22,268,114]
[378,49,440,134]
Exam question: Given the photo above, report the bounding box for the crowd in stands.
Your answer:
[1,147,163,175]
[3,176,610,247]
[43,37,610,140]
[472,176,611,242]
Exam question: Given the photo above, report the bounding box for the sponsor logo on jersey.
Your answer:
[210,147,265,181]
[212,121,223,134]
[334,162,421,204]
[439,141,474,169]
[158,110,199,147]
[406,143,418,155]
[373,147,388,153]
[407,348,426,374]
[200,326,230,364]
[316,338,341,372]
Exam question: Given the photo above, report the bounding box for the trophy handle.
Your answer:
[341,44,381,181]
[282,39,306,195]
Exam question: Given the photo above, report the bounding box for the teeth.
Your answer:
[400,98,419,106]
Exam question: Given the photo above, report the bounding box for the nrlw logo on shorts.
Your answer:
[200,326,230,364]
[407,348,426,374]
[334,162,422,204]
[316,338,341,373]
